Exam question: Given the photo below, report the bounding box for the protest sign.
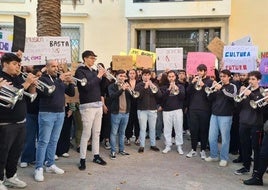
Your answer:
[259,58,268,87]
[129,48,156,65]
[0,30,13,54]
[156,48,183,71]
[223,46,258,73]
[22,36,71,66]
[186,52,216,76]
[231,35,253,46]
[136,55,153,69]
[207,37,225,60]
[112,55,133,71]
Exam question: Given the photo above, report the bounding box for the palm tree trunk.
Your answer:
[37,0,61,36]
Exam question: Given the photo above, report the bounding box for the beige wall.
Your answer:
[229,0,268,51]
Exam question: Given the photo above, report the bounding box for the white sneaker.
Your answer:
[177,145,184,155]
[219,160,228,167]
[4,174,27,188]
[62,153,70,158]
[186,149,197,158]
[200,150,206,160]
[34,168,44,182]
[20,162,28,168]
[54,155,59,160]
[162,146,171,154]
[0,181,7,190]
[46,164,64,174]
[205,156,219,162]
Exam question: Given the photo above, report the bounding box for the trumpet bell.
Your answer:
[28,92,37,103]
[132,91,140,98]
[234,95,243,102]
[48,85,56,94]
[250,100,258,109]
[80,78,87,86]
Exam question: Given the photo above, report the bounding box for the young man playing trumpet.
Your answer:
[108,70,132,159]
[160,70,185,154]
[234,71,264,175]
[0,53,37,189]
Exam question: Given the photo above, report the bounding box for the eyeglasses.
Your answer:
[219,75,228,78]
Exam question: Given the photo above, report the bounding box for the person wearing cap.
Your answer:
[0,53,37,189]
[74,50,106,170]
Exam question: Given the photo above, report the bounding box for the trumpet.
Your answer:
[0,94,19,108]
[260,88,268,96]
[169,82,179,95]
[205,81,222,96]
[149,81,158,93]
[195,76,202,91]
[233,84,252,102]
[56,71,87,86]
[250,96,268,109]
[95,64,116,81]
[19,71,55,94]
[117,81,140,98]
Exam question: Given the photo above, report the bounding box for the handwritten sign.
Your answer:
[186,52,216,76]
[260,51,268,59]
[223,46,258,73]
[112,55,133,71]
[207,37,225,60]
[136,55,153,69]
[259,58,268,87]
[156,48,183,71]
[129,48,156,64]
[22,36,71,66]
[231,35,253,46]
[0,30,13,53]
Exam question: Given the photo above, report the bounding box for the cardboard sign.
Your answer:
[207,37,225,60]
[186,52,216,76]
[12,15,26,52]
[0,30,13,53]
[156,48,183,71]
[22,36,71,66]
[136,55,153,69]
[129,48,156,64]
[259,58,268,87]
[260,51,268,59]
[231,35,253,46]
[223,46,258,73]
[65,87,79,103]
[112,55,133,71]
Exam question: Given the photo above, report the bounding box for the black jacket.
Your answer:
[208,83,237,116]
[38,74,75,112]
[75,65,102,104]
[108,83,131,114]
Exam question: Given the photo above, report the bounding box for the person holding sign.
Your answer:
[134,69,162,153]
[160,70,185,154]
[186,64,213,160]
[205,69,237,167]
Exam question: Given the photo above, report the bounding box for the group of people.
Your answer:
[0,50,268,190]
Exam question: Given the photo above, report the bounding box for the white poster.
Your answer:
[223,45,258,73]
[231,35,253,46]
[156,48,183,71]
[22,36,71,66]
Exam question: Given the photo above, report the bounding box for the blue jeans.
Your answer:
[21,113,39,163]
[110,113,129,153]
[36,112,65,169]
[208,114,232,161]
[137,110,157,147]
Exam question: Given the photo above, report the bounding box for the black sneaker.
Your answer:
[93,156,107,166]
[138,147,144,153]
[104,141,111,150]
[110,152,116,160]
[150,146,160,152]
[234,167,250,175]
[243,177,263,186]
[78,159,86,170]
[119,151,130,156]
[156,137,161,140]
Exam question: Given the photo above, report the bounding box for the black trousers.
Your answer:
[56,114,73,156]
[257,133,268,179]
[100,112,111,142]
[0,123,26,180]
[240,125,263,170]
[125,107,140,139]
[229,112,240,154]
[189,110,210,151]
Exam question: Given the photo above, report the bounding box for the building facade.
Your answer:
[0,0,267,66]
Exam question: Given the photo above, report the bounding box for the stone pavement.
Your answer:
[16,135,267,190]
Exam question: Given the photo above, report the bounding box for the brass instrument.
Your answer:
[117,81,140,98]
[19,71,55,94]
[195,76,202,91]
[0,94,19,108]
[0,85,21,108]
[95,64,116,81]
[234,84,252,102]
[170,82,179,95]
[205,81,222,96]
[56,71,87,86]
[250,96,268,109]
[149,80,158,93]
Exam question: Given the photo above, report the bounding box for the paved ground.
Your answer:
[16,135,267,190]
